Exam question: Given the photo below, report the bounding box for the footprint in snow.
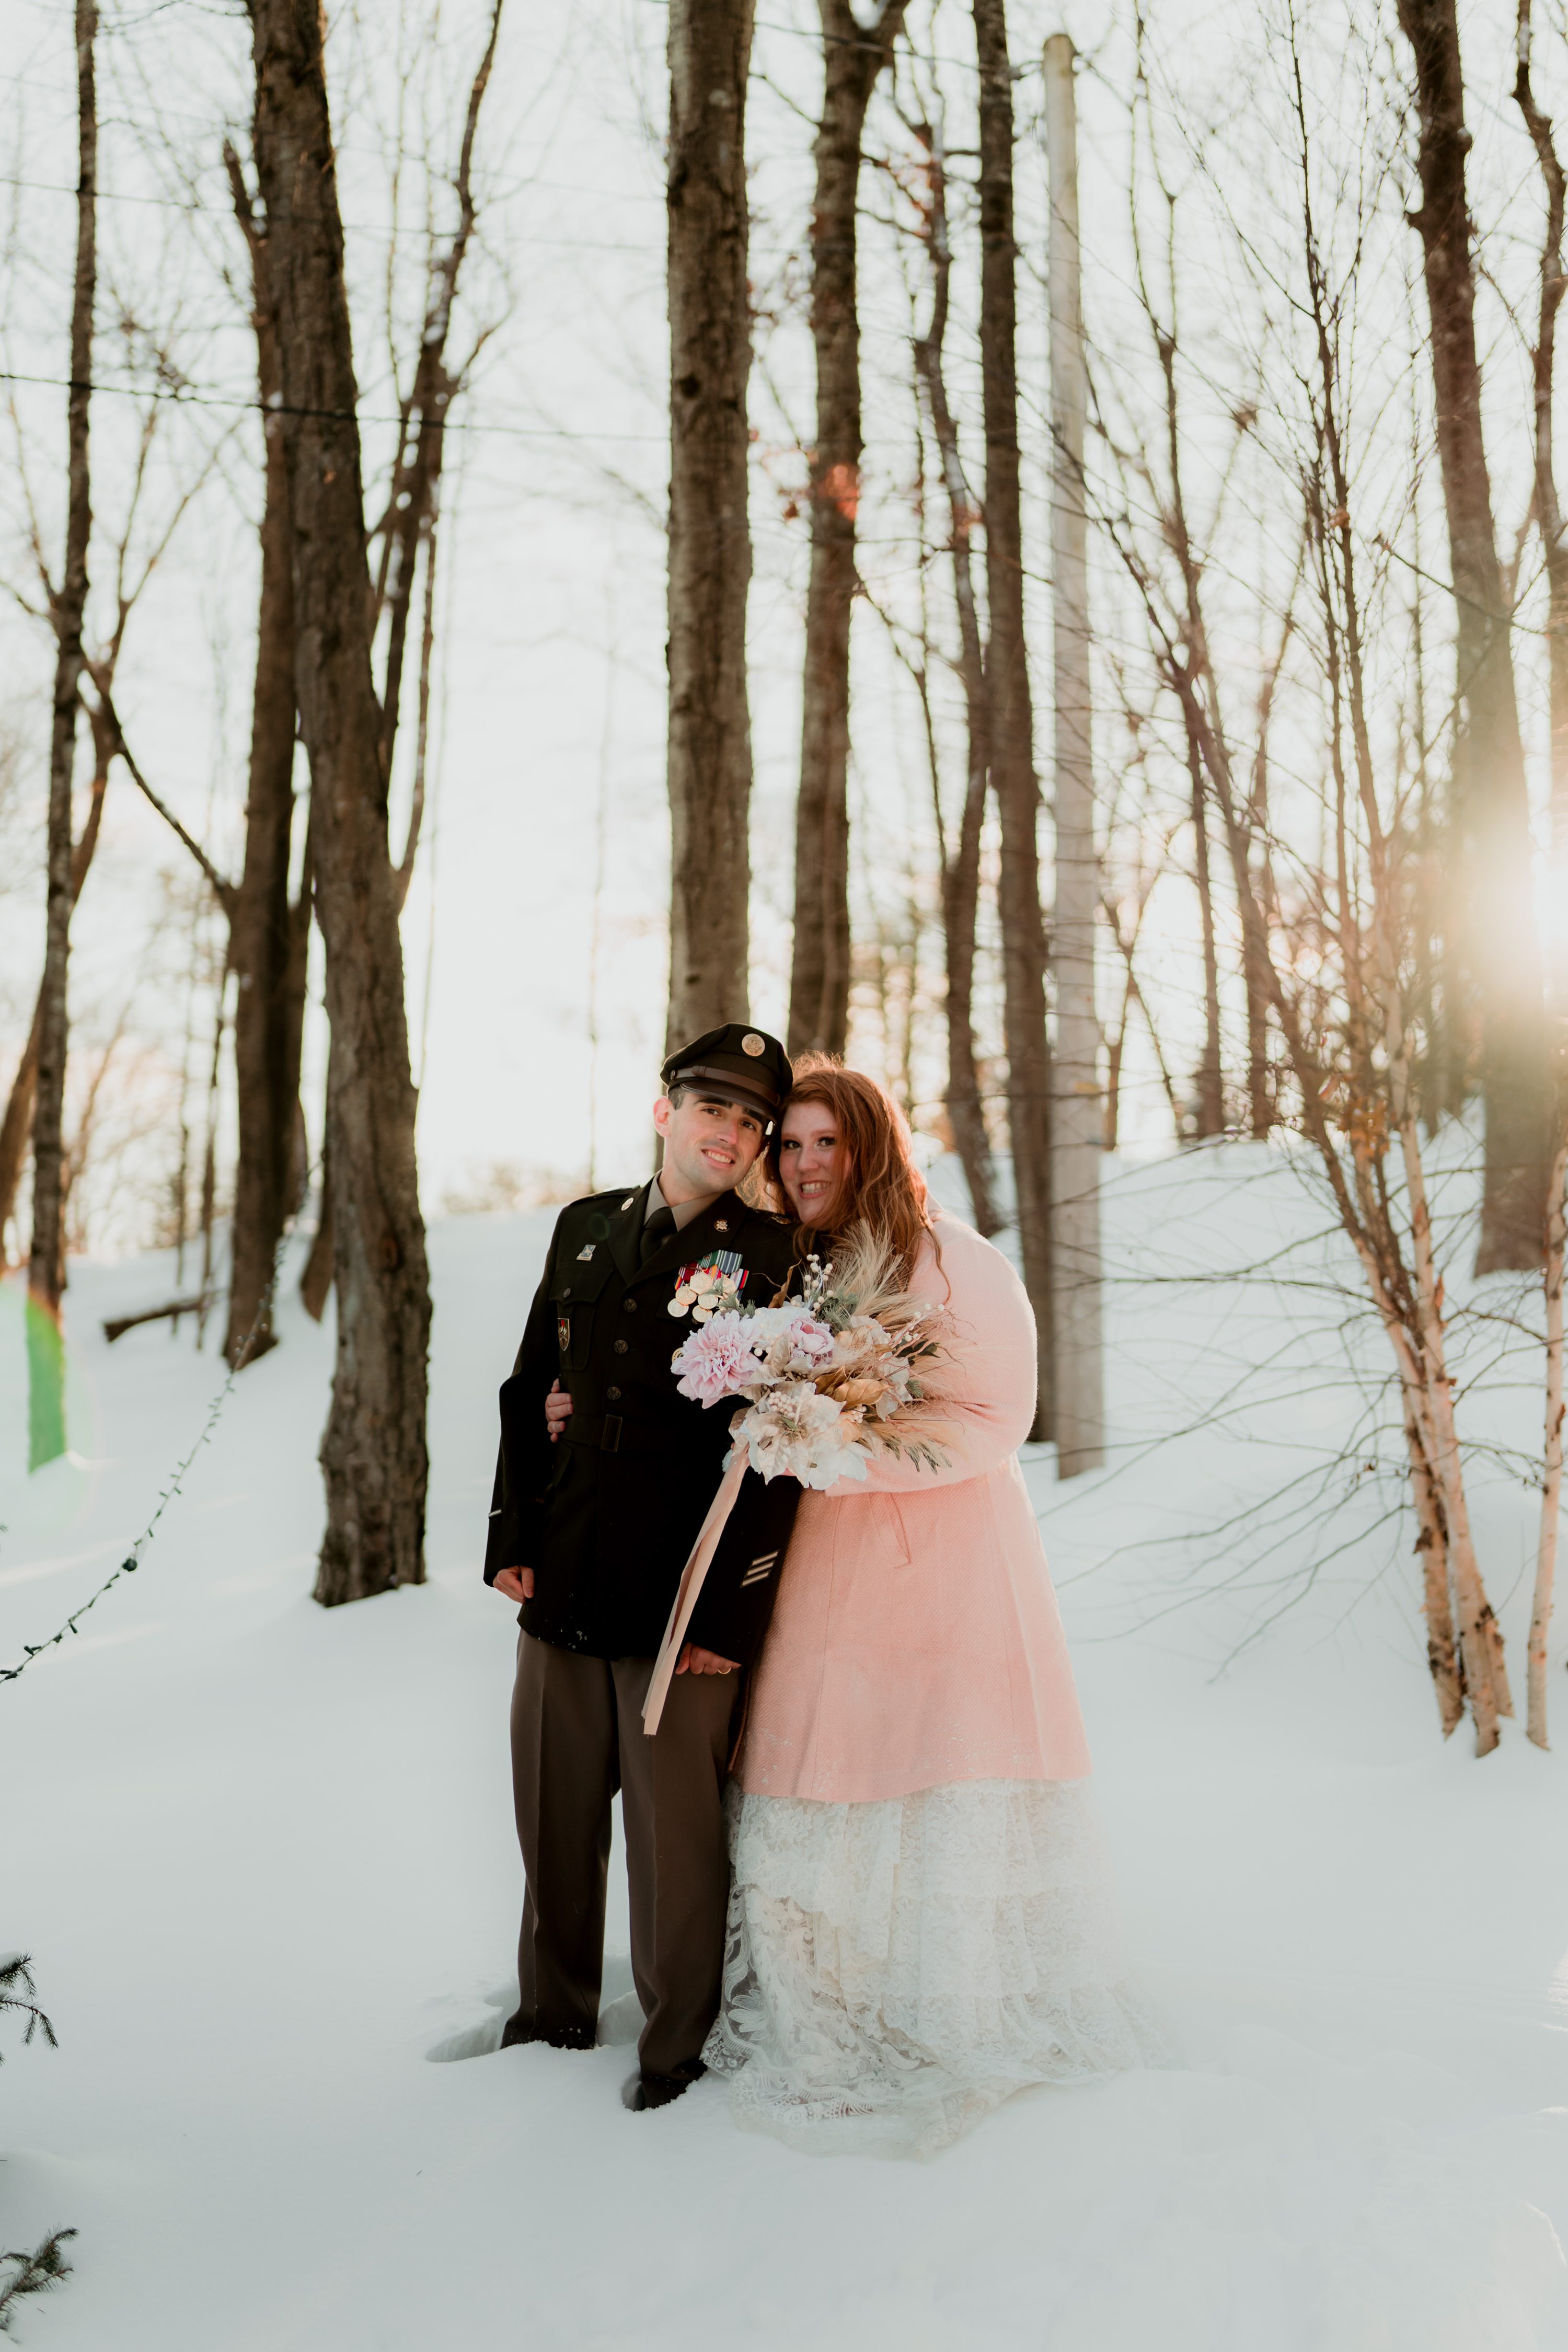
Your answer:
[425,1956,642,2061]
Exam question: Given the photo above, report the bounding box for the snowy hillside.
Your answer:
[3,1148,1567,2350]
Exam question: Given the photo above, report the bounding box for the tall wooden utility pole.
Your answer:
[666,0,756,1046]
[1044,32,1103,1473]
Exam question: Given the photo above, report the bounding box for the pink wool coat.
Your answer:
[737,1212,1094,1805]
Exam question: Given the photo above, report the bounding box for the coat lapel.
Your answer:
[606,1186,647,1287]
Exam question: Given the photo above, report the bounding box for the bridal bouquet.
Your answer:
[667,1233,954,1492]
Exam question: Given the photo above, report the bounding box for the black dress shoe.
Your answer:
[621,2065,704,2112]
[501,2017,596,2053]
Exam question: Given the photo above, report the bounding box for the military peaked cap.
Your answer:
[661,1022,792,1124]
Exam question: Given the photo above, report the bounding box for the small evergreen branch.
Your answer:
[0,1957,56,2061]
[0,2231,78,2333]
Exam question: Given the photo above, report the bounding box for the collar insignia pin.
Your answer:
[577,1243,596,1261]
[620,1196,635,1210]
[714,1218,729,1232]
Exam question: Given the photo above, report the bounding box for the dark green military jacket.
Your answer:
[483,1184,802,1663]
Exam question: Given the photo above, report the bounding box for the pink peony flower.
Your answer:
[670,1311,764,1408]
[742,1304,836,1377]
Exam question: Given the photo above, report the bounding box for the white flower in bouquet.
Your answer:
[736,1381,871,1490]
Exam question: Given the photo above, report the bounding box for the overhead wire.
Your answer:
[0,169,662,250]
[0,366,668,443]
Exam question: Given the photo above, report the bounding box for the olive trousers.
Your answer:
[502,1631,741,2083]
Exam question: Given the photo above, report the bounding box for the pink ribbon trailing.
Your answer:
[641,1456,749,1735]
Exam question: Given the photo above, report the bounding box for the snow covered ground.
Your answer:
[4,1146,1568,2350]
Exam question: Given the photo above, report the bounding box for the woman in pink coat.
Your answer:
[704,1058,1158,2155]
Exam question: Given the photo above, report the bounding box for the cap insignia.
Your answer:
[741,1032,766,1057]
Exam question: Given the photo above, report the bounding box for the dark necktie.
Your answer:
[640,1202,677,1265]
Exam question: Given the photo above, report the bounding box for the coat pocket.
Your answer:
[861,1491,911,1569]
[549,1258,610,1372]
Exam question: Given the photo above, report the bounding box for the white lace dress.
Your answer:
[704,1218,1162,2155]
[702,1776,1163,2159]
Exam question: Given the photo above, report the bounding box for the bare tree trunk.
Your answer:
[1102,18,1510,1751]
[666,0,755,1047]
[1409,447,1440,1126]
[911,120,998,1235]
[1531,1117,1568,1746]
[1103,991,1127,1152]
[1151,309,1227,1144]
[374,2,500,799]
[1399,0,1549,1274]
[0,745,108,1252]
[299,1131,334,1323]
[1104,889,1180,1146]
[1243,622,1290,1139]
[394,520,439,913]
[29,0,96,1319]
[1516,3,1568,1009]
[975,0,1051,1435]
[249,0,431,1606]
[1401,1383,1464,1735]
[1517,2,1568,1751]
[196,970,228,1350]
[1185,724,1224,1136]
[1299,141,1511,1744]
[1044,34,1103,1475]
[228,11,495,1366]
[0,1008,44,1258]
[787,0,908,1058]
[1404,1130,1512,1743]
[940,758,997,1229]
[222,13,492,1366]
[223,143,303,1368]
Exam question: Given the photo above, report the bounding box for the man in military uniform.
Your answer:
[485,1024,799,2110]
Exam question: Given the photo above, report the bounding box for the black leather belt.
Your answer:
[563,1412,664,1457]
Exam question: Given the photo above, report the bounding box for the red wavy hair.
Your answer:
[767,1054,934,1283]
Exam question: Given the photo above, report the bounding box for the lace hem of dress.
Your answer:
[702,1778,1166,2159]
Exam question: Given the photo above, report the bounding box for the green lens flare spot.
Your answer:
[25,1295,67,1473]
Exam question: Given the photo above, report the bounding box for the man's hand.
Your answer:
[494,1567,534,1604]
[544,1381,573,1442]
[675,1643,740,1676]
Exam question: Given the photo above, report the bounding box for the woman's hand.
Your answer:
[493,1567,534,1604]
[676,1643,739,1676]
